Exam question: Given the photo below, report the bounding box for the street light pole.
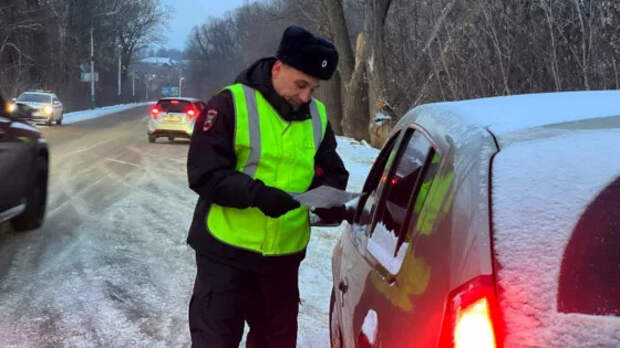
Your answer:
[90,26,95,109]
[117,45,122,101]
[179,77,184,97]
[132,72,135,100]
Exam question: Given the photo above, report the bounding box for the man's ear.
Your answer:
[272,60,282,78]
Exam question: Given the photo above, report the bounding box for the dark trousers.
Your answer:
[189,253,300,348]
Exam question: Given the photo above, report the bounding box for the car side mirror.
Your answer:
[11,98,16,102]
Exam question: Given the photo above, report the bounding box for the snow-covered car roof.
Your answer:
[429,89,620,133]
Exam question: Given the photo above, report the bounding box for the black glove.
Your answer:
[312,205,347,224]
[252,181,301,218]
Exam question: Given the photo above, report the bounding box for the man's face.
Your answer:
[271,60,320,111]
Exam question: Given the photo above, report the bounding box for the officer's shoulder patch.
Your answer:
[202,109,218,132]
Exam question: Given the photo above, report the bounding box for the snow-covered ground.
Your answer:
[0,103,379,348]
[62,102,153,124]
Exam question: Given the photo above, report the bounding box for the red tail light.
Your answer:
[185,107,198,120]
[439,275,502,348]
[151,106,161,119]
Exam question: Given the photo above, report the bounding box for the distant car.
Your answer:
[147,97,205,143]
[8,90,64,126]
[329,91,620,348]
[0,94,49,231]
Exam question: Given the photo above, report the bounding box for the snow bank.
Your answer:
[63,102,153,124]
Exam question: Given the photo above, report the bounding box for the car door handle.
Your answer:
[338,279,348,294]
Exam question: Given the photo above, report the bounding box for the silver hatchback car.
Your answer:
[147,97,205,143]
[330,91,620,348]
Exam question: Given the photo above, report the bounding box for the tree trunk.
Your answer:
[365,0,394,147]
[323,0,369,140]
[343,34,369,140]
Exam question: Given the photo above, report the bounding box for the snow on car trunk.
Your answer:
[491,129,620,347]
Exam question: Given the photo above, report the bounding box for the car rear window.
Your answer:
[18,93,51,103]
[157,100,192,113]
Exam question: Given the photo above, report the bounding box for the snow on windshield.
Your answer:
[492,129,620,346]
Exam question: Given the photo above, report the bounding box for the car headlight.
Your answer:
[42,105,53,115]
[7,103,16,113]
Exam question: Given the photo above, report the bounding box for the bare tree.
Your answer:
[115,0,167,92]
[181,0,620,146]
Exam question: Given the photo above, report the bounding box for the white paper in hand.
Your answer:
[293,185,360,208]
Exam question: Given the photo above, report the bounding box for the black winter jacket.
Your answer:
[186,57,349,272]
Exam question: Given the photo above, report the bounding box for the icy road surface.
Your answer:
[0,105,378,347]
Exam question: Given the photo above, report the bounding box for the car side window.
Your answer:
[354,131,401,227]
[394,152,443,254]
[366,130,436,274]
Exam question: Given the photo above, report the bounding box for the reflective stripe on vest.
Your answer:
[207,83,328,255]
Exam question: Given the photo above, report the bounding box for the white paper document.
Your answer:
[294,185,360,208]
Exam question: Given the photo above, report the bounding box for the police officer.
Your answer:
[186,26,349,348]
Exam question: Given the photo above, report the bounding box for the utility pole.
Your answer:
[90,26,95,109]
[117,46,122,101]
[89,10,118,109]
[132,72,135,100]
[179,77,184,97]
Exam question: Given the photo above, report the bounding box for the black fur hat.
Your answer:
[276,26,338,80]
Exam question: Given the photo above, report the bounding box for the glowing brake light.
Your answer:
[185,107,198,120]
[454,298,495,347]
[150,106,161,119]
[439,275,502,348]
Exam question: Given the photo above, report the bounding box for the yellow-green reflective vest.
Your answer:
[207,83,328,255]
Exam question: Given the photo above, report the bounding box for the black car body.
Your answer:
[0,95,49,230]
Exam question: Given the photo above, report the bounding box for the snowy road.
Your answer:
[0,106,378,347]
